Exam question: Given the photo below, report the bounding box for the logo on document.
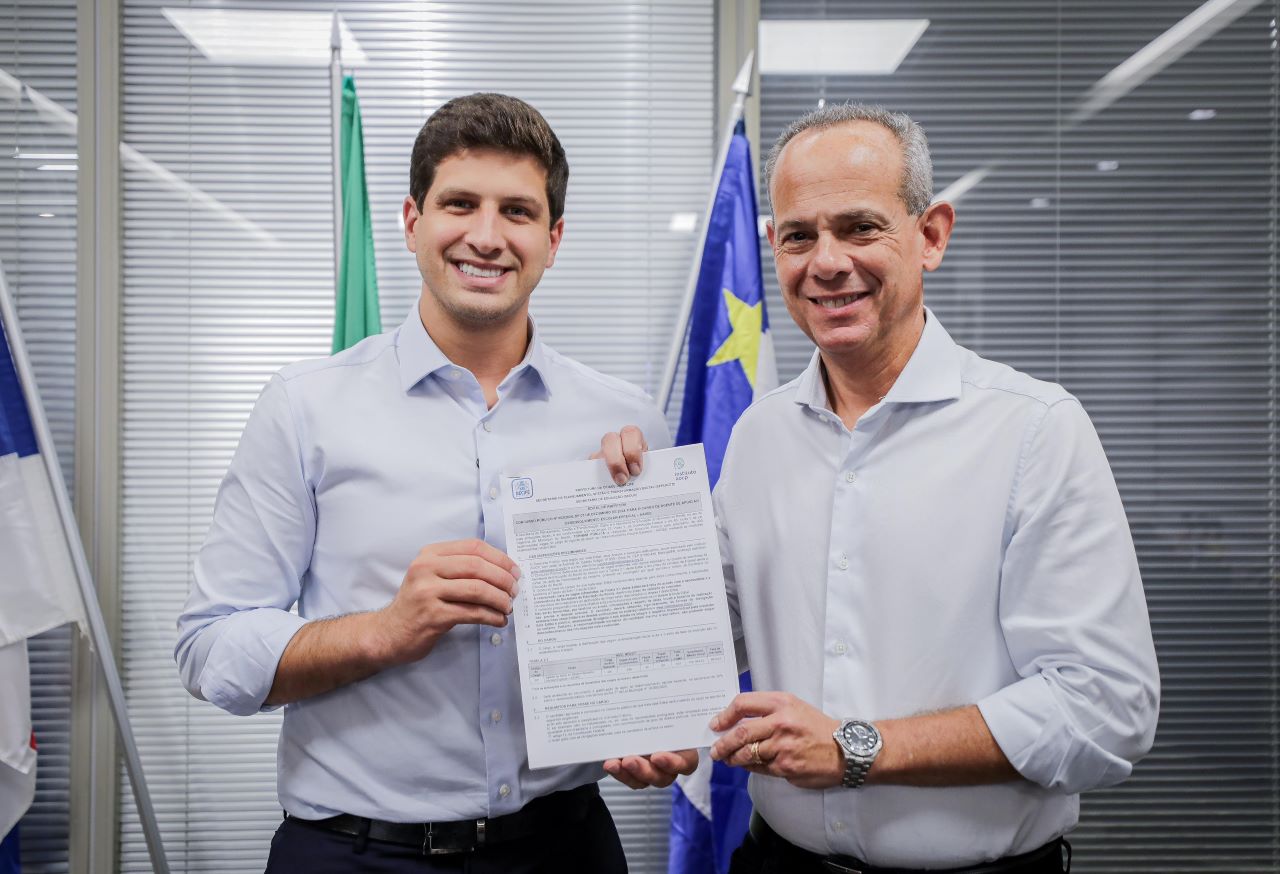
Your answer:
[674,457,686,471]
[511,477,534,500]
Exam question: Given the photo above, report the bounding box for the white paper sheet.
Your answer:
[501,445,739,769]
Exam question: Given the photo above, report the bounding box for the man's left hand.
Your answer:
[709,692,844,789]
[603,749,699,789]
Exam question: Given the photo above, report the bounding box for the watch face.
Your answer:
[842,721,879,756]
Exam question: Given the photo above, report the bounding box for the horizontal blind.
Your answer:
[760,1,1277,870]
[0,1,77,870]
[119,1,712,871]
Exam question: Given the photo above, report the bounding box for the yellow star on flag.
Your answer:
[706,287,764,390]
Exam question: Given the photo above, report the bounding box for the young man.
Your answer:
[176,92,687,873]
[602,104,1159,874]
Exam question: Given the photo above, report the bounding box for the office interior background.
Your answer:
[1,0,1274,870]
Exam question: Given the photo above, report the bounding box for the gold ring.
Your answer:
[749,741,762,766]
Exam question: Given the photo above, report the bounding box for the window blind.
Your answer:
[759,1,1277,869]
[0,1,78,869]
[118,1,713,870]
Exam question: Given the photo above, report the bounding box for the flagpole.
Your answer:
[657,51,755,414]
[0,262,172,874]
[330,12,344,288]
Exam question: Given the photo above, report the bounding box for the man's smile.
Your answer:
[451,258,512,287]
[808,291,872,312]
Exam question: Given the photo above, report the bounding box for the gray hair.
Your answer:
[763,103,934,216]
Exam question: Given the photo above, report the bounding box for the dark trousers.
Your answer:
[729,815,1068,874]
[264,793,627,874]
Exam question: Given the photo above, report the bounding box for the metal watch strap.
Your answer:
[842,752,872,788]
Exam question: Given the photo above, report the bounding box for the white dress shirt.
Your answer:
[715,310,1159,868]
[176,307,670,822]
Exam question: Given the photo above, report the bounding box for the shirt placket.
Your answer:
[821,405,887,847]
[470,373,523,816]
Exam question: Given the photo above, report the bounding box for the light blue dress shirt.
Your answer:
[715,310,1159,868]
[176,307,670,822]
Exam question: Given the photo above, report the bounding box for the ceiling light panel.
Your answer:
[758,19,929,75]
[161,8,368,67]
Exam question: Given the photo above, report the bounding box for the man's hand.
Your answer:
[603,749,699,789]
[266,539,518,707]
[374,538,520,667]
[709,692,843,790]
[591,425,649,485]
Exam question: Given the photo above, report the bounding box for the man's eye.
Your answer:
[505,206,530,218]
[783,232,810,244]
[445,199,473,210]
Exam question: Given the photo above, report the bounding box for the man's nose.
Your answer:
[810,234,849,281]
[464,207,503,254]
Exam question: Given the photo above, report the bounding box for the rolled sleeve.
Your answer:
[175,375,316,716]
[981,399,1160,795]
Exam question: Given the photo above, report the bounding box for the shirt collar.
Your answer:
[395,305,552,397]
[793,307,962,412]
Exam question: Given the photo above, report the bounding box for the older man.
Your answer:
[604,104,1159,874]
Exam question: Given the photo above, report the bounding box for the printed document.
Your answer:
[501,445,739,769]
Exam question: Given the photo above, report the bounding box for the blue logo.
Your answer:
[511,478,533,500]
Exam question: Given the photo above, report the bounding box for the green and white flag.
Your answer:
[333,74,381,353]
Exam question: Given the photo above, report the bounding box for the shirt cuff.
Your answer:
[200,608,309,716]
[977,673,1132,795]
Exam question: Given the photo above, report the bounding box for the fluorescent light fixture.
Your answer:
[36,163,76,172]
[668,212,698,234]
[1096,160,1120,172]
[37,212,54,218]
[14,151,76,160]
[161,8,368,66]
[1029,197,1051,209]
[758,20,929,75]
[1188,108,1217,120]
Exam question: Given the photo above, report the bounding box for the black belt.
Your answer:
[749,813,1069,874]
[288,782,599,855]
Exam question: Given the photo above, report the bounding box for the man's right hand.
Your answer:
[592,425,649,485]
[266,538,518,706]
[374,538,521,667]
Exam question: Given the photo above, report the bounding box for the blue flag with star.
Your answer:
[669,120,775,874]
[675,121,776,487]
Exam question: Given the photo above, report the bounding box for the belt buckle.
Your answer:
[822,862,863,874]
[421,819,486,856]
[422,825,461,856]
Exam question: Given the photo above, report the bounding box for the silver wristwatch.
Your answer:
[833,719,882,788]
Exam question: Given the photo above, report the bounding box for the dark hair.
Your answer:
[409,93,569,223]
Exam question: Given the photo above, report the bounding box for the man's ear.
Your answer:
[545,217,565,269]
[919,201,956,272]
[403,196,421,252]
[765,218,776,250]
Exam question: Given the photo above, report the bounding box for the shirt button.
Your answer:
[488,486,498,500]
[837,557,849,571]
[845,471,857,484]
[490,633,503,646]
[498,784,511,798]
[834,642,847,655]
[482,420,493,432]
[832,820,846,832]
[448,368,461,380]
[491,709,502,723]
